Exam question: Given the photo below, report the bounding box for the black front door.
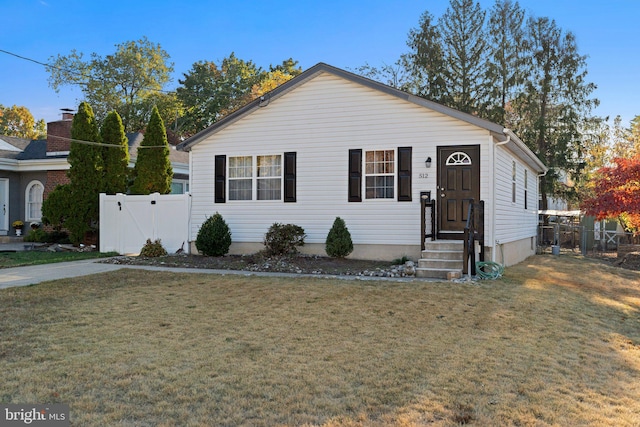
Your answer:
[437,145,480,238]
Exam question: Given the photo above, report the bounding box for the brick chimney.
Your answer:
[46,109,74,154]
[43,109,74,199]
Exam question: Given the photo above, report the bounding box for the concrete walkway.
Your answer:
[0,259,126,289]
[1,260,432,289]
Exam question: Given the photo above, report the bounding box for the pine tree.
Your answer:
[130,105,173,194]
[508,17,598,208]
[439,0,490,114]
[486,0,526,123]
[65,102,103,244]
[100,111,129,194]
[402,11,449,104]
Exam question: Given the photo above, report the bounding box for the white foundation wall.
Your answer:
[486,236,537,267]
[190,241,423,261]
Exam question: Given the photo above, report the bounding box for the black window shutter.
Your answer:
[284,152,297,202]
[348,149,362,202]
[397,146,412,201]
[214,155,226,203]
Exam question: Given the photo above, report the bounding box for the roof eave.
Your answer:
[493,129,548,174]
[175,62,545,176]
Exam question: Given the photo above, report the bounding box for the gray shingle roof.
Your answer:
[0,135,34,160]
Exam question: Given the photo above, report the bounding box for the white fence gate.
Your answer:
[99,193,190,255]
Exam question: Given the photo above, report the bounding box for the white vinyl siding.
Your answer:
[188,72,532,248]
[493,147,538,244]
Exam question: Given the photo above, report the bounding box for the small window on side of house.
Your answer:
[524,169,528,210]
[512,161,516,204]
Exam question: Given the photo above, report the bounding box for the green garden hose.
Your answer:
[475,261,504,280]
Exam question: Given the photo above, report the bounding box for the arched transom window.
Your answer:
[445,152,472,165]
[25,180,44,222]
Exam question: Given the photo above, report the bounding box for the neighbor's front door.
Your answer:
[0,179,8,234]
[437,145,480,238]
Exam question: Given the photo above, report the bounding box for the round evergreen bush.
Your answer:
[325,217,353,258]
[196,212,232,256]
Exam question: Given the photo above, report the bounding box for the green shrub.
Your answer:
[23,229,70,244]
[195,212,232,256]
[263,223,306,256]
[392,255,411,265]
[139,238,168,257]
[24,228,47,243]
[47,231,71,244]
[325,217,353,258]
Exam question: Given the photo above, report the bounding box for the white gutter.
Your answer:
[0,158,69,172]
[491,129,514,263]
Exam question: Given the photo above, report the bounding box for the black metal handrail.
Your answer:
[463,200,485,275]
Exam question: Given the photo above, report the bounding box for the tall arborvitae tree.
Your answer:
[486,0,526,123]
[508,16,598,209]
[100,111,129,194]
[130,105,172,194]
[66,102,103,244]
[439,0,490,114]
[402,11,448,103]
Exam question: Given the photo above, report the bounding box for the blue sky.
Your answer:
[1,0,638,127]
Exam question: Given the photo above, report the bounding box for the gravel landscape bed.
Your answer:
[101,252,418,277]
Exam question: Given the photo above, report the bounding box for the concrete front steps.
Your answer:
[0,235,23,244]
[416,240,464,279]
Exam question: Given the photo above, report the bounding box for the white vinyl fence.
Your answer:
[99,193,190,255]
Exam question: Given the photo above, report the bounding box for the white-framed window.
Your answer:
[170,180,190,194]
[446,152,472,165]
[229,156,253,200]
[227,154,282,201]
[257,155,282,200]
[25,180,44,222]
[365,149,395,199]
[524,169,528,209]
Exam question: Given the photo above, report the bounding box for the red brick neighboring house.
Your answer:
[0,113,189,237]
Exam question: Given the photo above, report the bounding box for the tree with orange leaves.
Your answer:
[581,156,640,238]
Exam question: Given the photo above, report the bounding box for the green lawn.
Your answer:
[0,250,117,268]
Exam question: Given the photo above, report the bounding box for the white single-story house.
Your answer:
[178,63,547,277]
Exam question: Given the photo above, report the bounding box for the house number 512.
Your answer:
[418,173,429,179]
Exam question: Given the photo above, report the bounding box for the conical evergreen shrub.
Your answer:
[101,111,129,194]
[196,212,232,256]
[325,217,353,258]
[130,105,172,195]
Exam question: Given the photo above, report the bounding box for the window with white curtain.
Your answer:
[26,180,44,222]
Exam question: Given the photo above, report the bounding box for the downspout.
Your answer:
[187,149,193,254]
[491,129,511,263]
